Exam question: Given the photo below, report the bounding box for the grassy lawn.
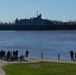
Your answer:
[2,62,76,75]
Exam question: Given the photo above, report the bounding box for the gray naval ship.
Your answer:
[12,13,54,30]
[14,13,49,26]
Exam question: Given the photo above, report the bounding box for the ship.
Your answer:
[13,13,52,30]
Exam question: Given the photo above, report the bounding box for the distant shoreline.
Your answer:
[0,25,76,30]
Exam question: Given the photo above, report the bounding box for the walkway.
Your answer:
[0,60,8,75]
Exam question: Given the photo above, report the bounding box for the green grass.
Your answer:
[2,62,76,75]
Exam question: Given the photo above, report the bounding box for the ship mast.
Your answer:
[37,11,38,17]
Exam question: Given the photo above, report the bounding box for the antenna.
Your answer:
[37,11,38,17]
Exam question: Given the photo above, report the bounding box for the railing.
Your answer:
[39,52,74,61]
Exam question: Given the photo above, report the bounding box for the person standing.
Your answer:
[69,50,74,61]
[25,50,29,58]
[75,53,76,61]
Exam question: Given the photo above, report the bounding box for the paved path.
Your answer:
[23,58,76,64]
[0,58,76,75]
[0,60,8,75]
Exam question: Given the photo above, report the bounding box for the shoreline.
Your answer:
[1,58,76,64]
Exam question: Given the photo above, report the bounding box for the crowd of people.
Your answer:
[0,50,29,61]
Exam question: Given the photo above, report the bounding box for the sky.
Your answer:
[0,0,76,22]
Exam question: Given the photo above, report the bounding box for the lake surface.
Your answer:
[0,30,76,60]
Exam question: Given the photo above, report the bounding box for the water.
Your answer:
[0,30,76,60]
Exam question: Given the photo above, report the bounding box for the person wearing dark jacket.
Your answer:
[69,50,74,61]
[25,50,29,58]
